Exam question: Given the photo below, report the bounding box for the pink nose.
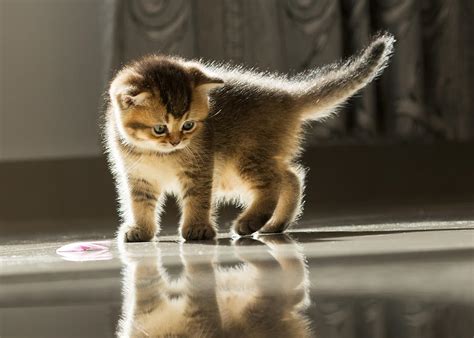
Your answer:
[169,139,180,146]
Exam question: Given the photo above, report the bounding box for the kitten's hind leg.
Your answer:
[260,166,304,234]
[233,157,281,236]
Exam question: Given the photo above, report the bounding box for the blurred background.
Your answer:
[0,0,473,239]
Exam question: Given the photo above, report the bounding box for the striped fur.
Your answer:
[104,33,394,241]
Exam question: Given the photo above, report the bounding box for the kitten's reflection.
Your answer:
[117,235,312,338]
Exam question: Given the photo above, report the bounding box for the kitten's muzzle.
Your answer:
[169,139,181,146]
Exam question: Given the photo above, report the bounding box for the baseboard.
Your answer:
[0,142,473,225]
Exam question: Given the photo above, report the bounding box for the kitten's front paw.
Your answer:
[181,223,216,241]
[234,213,272,236]
[121,225,155,243]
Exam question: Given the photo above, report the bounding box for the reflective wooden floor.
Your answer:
[1,218,473,338]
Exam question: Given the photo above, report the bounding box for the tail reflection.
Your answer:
[118,235,312,338]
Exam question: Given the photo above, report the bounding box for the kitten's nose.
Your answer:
[169,139,181,146]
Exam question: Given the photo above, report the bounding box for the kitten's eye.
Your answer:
[182,121,195,131]
[152,124,167,135]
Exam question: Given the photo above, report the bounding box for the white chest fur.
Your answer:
[125,154,181,194]
[121,153,251,204]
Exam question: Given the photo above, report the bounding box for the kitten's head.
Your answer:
[109,56,223,153]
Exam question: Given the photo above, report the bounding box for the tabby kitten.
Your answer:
[105,33,394,242]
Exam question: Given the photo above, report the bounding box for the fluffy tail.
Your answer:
[294,32,395,120]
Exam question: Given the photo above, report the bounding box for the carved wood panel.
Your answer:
[105,0,473,142]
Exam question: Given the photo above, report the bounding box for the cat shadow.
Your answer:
[117,234,313,338]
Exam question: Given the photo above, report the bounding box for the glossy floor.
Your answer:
[1,221,473,338]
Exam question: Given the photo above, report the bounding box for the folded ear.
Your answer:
[116,91,150,110]
[109,71,150,110]
[110,84,150,110]
[189,67,224,91]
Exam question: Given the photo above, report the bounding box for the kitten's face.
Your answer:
[110,57,223,153]
[117,88,209,153]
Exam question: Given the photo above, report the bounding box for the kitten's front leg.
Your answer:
[120,177,162,242]
[179,165,216,241]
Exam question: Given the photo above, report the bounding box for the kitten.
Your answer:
[117,235,311,338]
[104,33,395,242]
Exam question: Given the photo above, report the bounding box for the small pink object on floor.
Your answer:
[56,240,112,262]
